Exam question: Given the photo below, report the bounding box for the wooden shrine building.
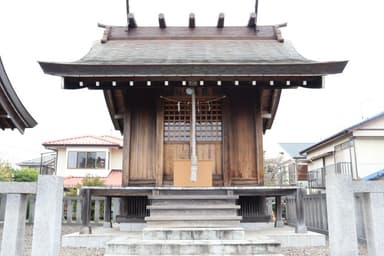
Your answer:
[40,12,346,228]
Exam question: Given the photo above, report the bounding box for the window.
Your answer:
[67,151,106,169]
[163,97,222,142]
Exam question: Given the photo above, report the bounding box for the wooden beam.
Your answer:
[128,13,137,29]
[247,12,257,28]
[158,13,166,29]
[155,98,164,186]
[122,110,131,186]
[254,90,264,185]
[217,13,225,28]
[189,13,195,28]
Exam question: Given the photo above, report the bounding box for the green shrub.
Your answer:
[0,161,13,181]
[80,175,105,187]
[13,168,39,182]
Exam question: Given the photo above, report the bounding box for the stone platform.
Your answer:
[62,225,326,250]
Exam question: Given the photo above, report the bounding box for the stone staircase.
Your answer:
[105,190,282,255]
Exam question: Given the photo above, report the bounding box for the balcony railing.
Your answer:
[308,162,352,189]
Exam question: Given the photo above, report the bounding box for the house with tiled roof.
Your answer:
[277,143,314,186]
[301,112,384,189]
[17,153,56,175]
[43,135,123,188]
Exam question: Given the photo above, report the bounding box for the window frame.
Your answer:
[66,151,107,169]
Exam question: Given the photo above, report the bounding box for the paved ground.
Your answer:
[0,224,367,256]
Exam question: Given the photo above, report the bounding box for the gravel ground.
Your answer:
[0,224,367,256]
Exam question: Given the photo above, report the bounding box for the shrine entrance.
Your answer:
[162,89,224,186]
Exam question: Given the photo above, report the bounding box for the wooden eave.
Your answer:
[0,57,37,133]
[38,24,347,133]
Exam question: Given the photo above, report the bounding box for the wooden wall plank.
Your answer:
[222,97,231,186]
[155,99,164,186]
[255,89,264,184]
[122,109,131,186]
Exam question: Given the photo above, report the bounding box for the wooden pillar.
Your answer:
[254,90,264,185]
[155,98,164,186]
[122,110,131,186]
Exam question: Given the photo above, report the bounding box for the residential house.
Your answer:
[43,135,123,188]
[17,152,56,175]
[301,112,384,189]
[362,168,384,181]
[278,143,314,187]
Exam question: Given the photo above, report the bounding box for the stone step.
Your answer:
[106,254,284,256]
[157,189,229,196]
[142,227,245,240]
[150,199,237,206]
[149,209,238,216]
[147,204,240,210]
[145,220,241,228]
[148,195,239,200]
[145,215,242,222]
[105,238,281,255]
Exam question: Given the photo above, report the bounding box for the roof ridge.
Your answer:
[43,134,94,145]
[301,111,384,154]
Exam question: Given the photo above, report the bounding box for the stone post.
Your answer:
[0,194,6,221]
[31,175,64,256]
[295,188,307,233]
[104,196,112,228]
[325,172,358,256]
[0,194,28,256]
[274,196,284,227]
[27,195,35,224]
[80,188,92,234]
[362,192,384,256]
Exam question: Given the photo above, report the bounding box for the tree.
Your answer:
[13,168,39,182]
[0,160,13,181]
[264,154,285,186]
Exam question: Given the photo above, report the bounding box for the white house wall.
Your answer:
[56,148,67,177]
[55,146,122,178]
[354,137,384,178]
[110,148,123,170]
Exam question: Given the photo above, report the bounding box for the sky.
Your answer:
[0,0,383,165]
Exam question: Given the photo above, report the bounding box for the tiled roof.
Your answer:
[63,170,122,188]
[301,112,384,154]
[17,153,56,167]
[43,135,123,148]
[279,143,315,158]
[362,168,384,181]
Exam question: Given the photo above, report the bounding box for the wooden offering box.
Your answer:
[173,160,213,187]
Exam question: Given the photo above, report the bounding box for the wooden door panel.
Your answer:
[164,143,222,181]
